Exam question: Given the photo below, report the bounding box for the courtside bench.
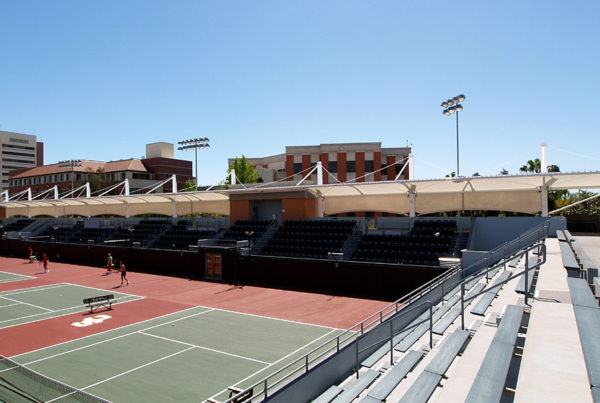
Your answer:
[83,294,114,314]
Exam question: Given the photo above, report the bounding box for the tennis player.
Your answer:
[119,261,129,286]
[106,253,114,274]
[42,253,49,273]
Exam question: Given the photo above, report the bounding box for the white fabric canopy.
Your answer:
[1,172,599,218]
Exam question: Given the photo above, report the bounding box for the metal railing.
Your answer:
[223,221,549,403]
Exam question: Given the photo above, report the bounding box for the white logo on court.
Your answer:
[72,314,112,327]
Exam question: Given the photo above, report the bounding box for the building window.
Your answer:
[365,160,374,172]
[293,163,302,174]
[346,161,356,173]
[328,161,338,173]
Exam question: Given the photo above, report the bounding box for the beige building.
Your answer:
[0,131,43,193]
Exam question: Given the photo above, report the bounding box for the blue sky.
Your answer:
[1,1,599,185]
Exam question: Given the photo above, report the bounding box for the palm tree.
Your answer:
[520,159,541,173]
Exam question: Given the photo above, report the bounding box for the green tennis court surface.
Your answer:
[0,271,34,284]
[0,283,141,329]
[4,306,345,402]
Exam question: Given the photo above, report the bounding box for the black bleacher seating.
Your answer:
[222,220,271,240]
[261,219,356,259]
[3,219,35,232]
[351,220,456,266]
[153,220,216,249]
[105,219,170,246]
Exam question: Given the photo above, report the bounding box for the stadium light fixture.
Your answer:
[58,159,83,191]
[441,94,466,177]
[178,138,210,189]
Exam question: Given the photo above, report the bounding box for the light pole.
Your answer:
[441,94,465,177]
[178,138,210,190]
[58,160,82,192]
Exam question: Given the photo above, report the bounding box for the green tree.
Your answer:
[473,172,481,177]
[558,190,600,215]
[499,168,509,175]
[83,168,111,193]
[520,159,541,173]
[445,171,456,178]
[226,156,260,184]
[183,179,196,192]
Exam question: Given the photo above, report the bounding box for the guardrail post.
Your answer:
[525,253,529,306]
[441,281,445,305]
[264,379,268,399]
[305,355,309,372]
[390,319,394,365]
[361,322,364,335]
[356,341,360,379]
[460,282,465,330]
[429,302,433,348]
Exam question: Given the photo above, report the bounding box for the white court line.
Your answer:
[0,302,22,308]
[0,296,141,327]
[139,331,271,365]
[63,282,144,299]
[207,327,341,402]
[198,305,345,331]
[13,308,215,367]
[0,283,69,296]
[11,306,207,359]
[0,296,53,312]
[0,271,35,282]
[0,277,34,284]
[45,347,196,403]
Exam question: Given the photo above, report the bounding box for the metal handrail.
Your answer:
[224,221,549,403]
[458,241,547,329]
[355,300,433,371]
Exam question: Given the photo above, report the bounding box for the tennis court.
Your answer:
[0,283,141,329]
[3,305,345,402]
[0,257,387,402]
[0,271,34,284]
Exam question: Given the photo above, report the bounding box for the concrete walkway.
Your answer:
[515,238,591,403]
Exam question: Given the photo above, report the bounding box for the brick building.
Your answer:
[8,143,192,196]
[230,142,411,185]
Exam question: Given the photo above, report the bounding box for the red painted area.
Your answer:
[0,298,190,357]
[0,256,390,356]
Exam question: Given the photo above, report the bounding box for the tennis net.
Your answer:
[0,354,111,403]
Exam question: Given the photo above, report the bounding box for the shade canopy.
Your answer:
[1,171,599,218]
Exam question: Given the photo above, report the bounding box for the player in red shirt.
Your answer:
[42,253,49,273]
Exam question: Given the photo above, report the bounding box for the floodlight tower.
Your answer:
[58,159,83,191]
[178,138,210,189]
[441,94,466,177]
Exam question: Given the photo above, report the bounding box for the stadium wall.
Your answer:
[0,240,442,300]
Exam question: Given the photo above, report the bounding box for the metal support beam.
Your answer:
[541,142,548,173]
[409,185,416,217]
[317,161,323,186]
